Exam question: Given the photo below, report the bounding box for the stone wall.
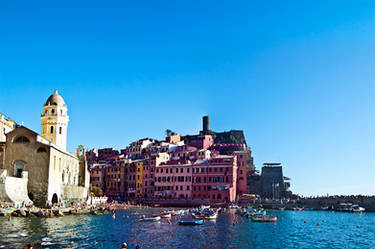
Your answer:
[0,169,32,206]
[62,185,88,205]
[4,128,50,206]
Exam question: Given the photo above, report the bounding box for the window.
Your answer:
[181,168,184,173]
[214,168,217,172]
[51,109,55,114]
[13,136,30,144]
[59,127,62,134]
[187,186,190,190]
[37,147,47,153]
[14,161,25,178]
[176,168,179,173]
[240,170,243,174]
[187,168,190,173]
[180,186,183,190]
[50,126,54,134]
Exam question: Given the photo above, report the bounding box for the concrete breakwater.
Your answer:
[248,196,375,212]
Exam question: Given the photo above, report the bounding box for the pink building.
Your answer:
[169,145,197,161]
[235,151,248,197]
[90,163,106,190]
[188,135,214,150]
[192,156,237,203]
[142,157,157,199]
[154,163,192,199]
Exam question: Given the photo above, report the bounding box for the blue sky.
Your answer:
[1,1,374,196]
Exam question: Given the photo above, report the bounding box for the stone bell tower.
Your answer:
[41,90,69,151]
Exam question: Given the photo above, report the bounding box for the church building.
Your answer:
[0,90,89,207]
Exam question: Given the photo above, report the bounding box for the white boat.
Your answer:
[140,216,161,221]
[160,212,172,218]
[336,203,353,212]
[200,205,210,210]
[192,212,217,220]
[351,204,365,212]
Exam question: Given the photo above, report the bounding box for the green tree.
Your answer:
[91,186,103,197]
[165,129,172,137]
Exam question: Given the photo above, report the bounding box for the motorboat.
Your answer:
[200,205,210,210]
[336,203,353,212]
[293,207,304,211]
[139,216,161,221]
[178,219,203,225]
[351,204,365,212]
[251,216,277,222]
[228,204,240,209]
[192,209,218,219]
[243,208,266,218]
[160,212,172,218]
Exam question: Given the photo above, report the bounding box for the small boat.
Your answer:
[336,203,353,212]
[293,207,304,211]
[140,216,161,221]
[90,210,102,215]
[200,205,210,210]
[351,204,365,212]
[251,216,277,222]
[192,213,217,219]
[277,207,285,211]
[160,212,172,218]
[179,219,203,226]
[228,204,240,209]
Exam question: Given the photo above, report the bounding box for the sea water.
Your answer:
[0,209,374,248]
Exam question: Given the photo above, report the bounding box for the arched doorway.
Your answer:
[52,193,58,204]
[14,161,25,178]
[28,193,34,202]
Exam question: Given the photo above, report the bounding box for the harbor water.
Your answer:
[0,209,374,249]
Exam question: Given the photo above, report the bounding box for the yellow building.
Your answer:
[0,113,16,142]
[40,90,69,151]
[136,161,143,197]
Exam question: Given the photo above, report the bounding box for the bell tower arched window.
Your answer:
[50,126,54,134]
[59,127,62,134]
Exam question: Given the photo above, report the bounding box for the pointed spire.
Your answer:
[54,89,58,95]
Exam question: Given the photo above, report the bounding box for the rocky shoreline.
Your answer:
[0,202,150,218]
